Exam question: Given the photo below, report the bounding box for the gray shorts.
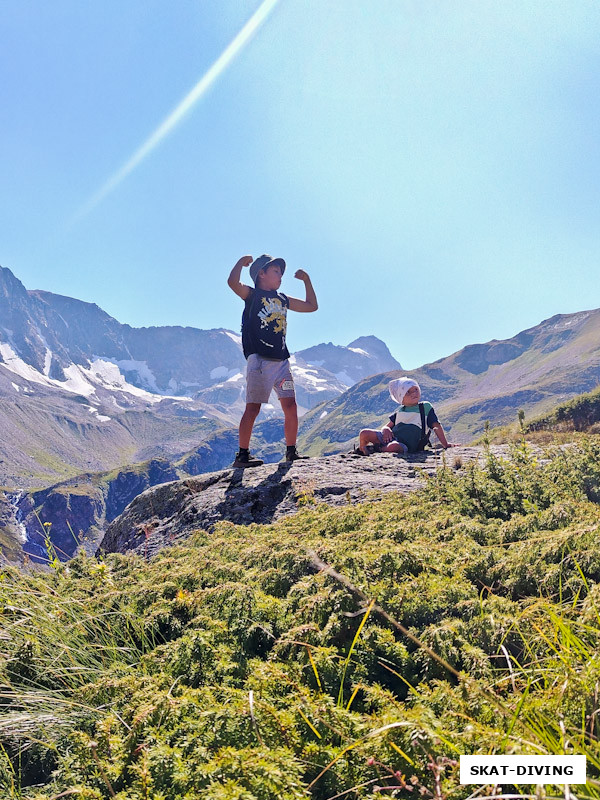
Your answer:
[245,354,295,404]
[375,430,408,453]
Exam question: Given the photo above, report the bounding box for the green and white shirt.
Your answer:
[389,402,438,452]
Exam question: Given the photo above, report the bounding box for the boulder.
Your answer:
[98,446,505,559]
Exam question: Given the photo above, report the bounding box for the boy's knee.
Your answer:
[244,403,261,417]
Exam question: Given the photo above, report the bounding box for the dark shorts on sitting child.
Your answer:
[375,430,408,454]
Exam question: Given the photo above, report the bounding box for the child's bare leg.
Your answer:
[239,403,261,449]
[358,429,382,454]
[382,441,407,454]
[280,397,298,445]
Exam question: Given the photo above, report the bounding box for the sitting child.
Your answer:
[358,377,454,455]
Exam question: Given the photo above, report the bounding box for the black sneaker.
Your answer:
[285,446,309,462]
[232,450,263,468]
[352,444,373,456]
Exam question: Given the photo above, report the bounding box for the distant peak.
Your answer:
[0,265,28,297]
[348,335,384,346]
[347,335,401,368]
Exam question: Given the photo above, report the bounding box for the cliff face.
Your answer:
[98,446,505,559]
[0,415,323,566]
[13,458,179,564]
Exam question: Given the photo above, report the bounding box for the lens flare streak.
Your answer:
[70,0,281,224]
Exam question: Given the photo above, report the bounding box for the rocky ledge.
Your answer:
[98,446,507,559]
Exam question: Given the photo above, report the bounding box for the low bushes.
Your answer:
[1,440,600,798]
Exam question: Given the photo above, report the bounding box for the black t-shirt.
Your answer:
[241,288,290,360]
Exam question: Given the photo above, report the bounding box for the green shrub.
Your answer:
[2,441,600,797]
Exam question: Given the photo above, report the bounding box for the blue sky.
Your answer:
[2,1,600,368]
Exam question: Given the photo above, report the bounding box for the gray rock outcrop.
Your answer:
[98,447,503,559]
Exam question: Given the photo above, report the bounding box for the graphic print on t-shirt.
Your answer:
[258,295,287,349]
[242,288,291,359]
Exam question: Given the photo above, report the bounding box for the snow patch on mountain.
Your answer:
[87,359,163,402]
[33,329,54,377]
[549,312,591,331]
[113,359,160,393]
[61,364,96,397]
[85,405,112,423]
[224,331,242,346]
[0,343,55,387]
[291,364,330,391]
[0,343,175,405]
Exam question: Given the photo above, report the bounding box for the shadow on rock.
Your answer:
[214,462,294,526]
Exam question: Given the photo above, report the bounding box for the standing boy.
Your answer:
[227,254,318,467]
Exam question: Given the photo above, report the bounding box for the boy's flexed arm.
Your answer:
[227,255,253,300]
[287,270,318,312]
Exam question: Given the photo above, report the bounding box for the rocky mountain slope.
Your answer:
[0,265,245,392]
[295,335,401,384]
[0,370,223,489]
[298,308,600,454]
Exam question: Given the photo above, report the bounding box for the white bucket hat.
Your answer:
[389,377,420,405]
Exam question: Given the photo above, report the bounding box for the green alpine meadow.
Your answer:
[2,432,600,798]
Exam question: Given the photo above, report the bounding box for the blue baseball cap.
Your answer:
[249,254,286,284]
